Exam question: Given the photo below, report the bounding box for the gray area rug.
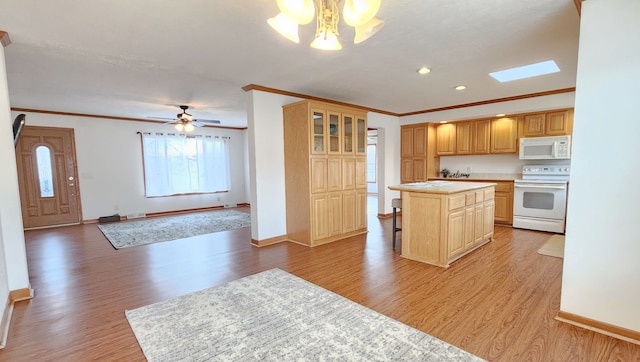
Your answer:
[125,269,485,361]
[97,210,250,249]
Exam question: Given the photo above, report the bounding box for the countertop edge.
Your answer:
[389,182,496,194]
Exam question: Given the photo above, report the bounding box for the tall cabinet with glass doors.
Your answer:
[283,100,367,246]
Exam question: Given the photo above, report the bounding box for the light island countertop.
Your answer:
[389,181,497,194]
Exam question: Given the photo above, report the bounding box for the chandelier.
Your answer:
[268,0,384,51]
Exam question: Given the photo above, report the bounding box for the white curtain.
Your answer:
[142,133,230,197]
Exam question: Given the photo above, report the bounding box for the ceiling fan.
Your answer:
[150,105,220,132]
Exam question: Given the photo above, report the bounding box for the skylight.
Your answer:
[489,60,560,82]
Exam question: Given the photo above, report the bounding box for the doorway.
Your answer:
[15,126,82,228]
[367,129,378,215]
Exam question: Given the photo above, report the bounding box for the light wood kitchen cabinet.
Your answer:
[455,119,491,155]
[284,100,367,247]
[400,123,439,183]
[519,109,573,138]
[401,127,414,158]
[437,123,457,155]
[474,119,491,154]
[389,182,495,268]
[493,181,514,225]
[428,178,513,225]
[456,122,472,155]
[490,117,518,153]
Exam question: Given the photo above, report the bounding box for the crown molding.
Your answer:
[10,108,248,130]
[399,87,576,116]
[242,84,398,116]
[244,84,576,118]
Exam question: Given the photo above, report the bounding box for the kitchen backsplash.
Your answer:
[440,154,571,175]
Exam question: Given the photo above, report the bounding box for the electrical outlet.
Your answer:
[466,167,471,173]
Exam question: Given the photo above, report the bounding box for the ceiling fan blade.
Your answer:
[195,119,221,124]
[191,121,205,127]
[148,116,177,121]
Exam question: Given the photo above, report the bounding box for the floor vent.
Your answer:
[126,212,146,219]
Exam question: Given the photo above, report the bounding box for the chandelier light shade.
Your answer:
[276,0,315,24]
[269,0,384,50]
[342,0,381,26]
[354,16,384,44]
[268,13,301,43]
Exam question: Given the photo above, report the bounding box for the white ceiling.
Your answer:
[0,0,580,128]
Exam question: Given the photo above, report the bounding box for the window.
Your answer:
[366,144,376,183]
[141,133,230,197]
[36,145,54,197]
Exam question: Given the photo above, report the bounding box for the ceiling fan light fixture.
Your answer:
[184,123,195,132]
[354,16,384,44]
[342,0,381,27]
[269,0,383,50]
[268,13,301,43]
[311,30,342,50]
[174,123,184,132]
[276,0,315,24]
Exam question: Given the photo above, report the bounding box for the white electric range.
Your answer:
[513,165,570,233]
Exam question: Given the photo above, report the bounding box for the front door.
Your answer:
[15,126,81,228]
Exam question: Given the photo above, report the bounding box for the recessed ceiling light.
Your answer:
[495,113,506,117]
[454,85,466,91]
[490,60,560,83]
[417,67,431,75]
[439,121,448,124]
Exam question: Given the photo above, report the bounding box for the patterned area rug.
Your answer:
[97,210,250,249]
[125,269,485,361]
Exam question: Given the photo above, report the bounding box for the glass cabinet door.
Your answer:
[356,116,367,154]
[343,114,354,154]
[312,110,326,154]
[328,112,341,154]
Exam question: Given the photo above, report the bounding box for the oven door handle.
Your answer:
[515,184,566,189]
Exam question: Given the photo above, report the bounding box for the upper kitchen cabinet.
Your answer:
[436,123,456,155]
[519,109,573,138]
[400,123,439,183]
[456,120,491,155]
[490,117,518,154]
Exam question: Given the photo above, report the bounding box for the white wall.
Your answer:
[15,111,248,220]
[0,44,30,300]
[561,0,640,332]
[246,90,302,241]
[367,112,400,215]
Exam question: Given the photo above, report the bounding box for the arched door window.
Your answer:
[36,145,54,197]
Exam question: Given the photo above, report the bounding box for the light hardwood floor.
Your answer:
[1,205,639,361]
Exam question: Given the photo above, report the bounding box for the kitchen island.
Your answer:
[389,181,496,267]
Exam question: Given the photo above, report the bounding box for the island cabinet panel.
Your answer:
[448,209,466,258]
[390,182,495,268]
[284,100,367,247]
[403,194,443,265]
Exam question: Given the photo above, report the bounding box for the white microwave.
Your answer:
[519,135,571,160]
